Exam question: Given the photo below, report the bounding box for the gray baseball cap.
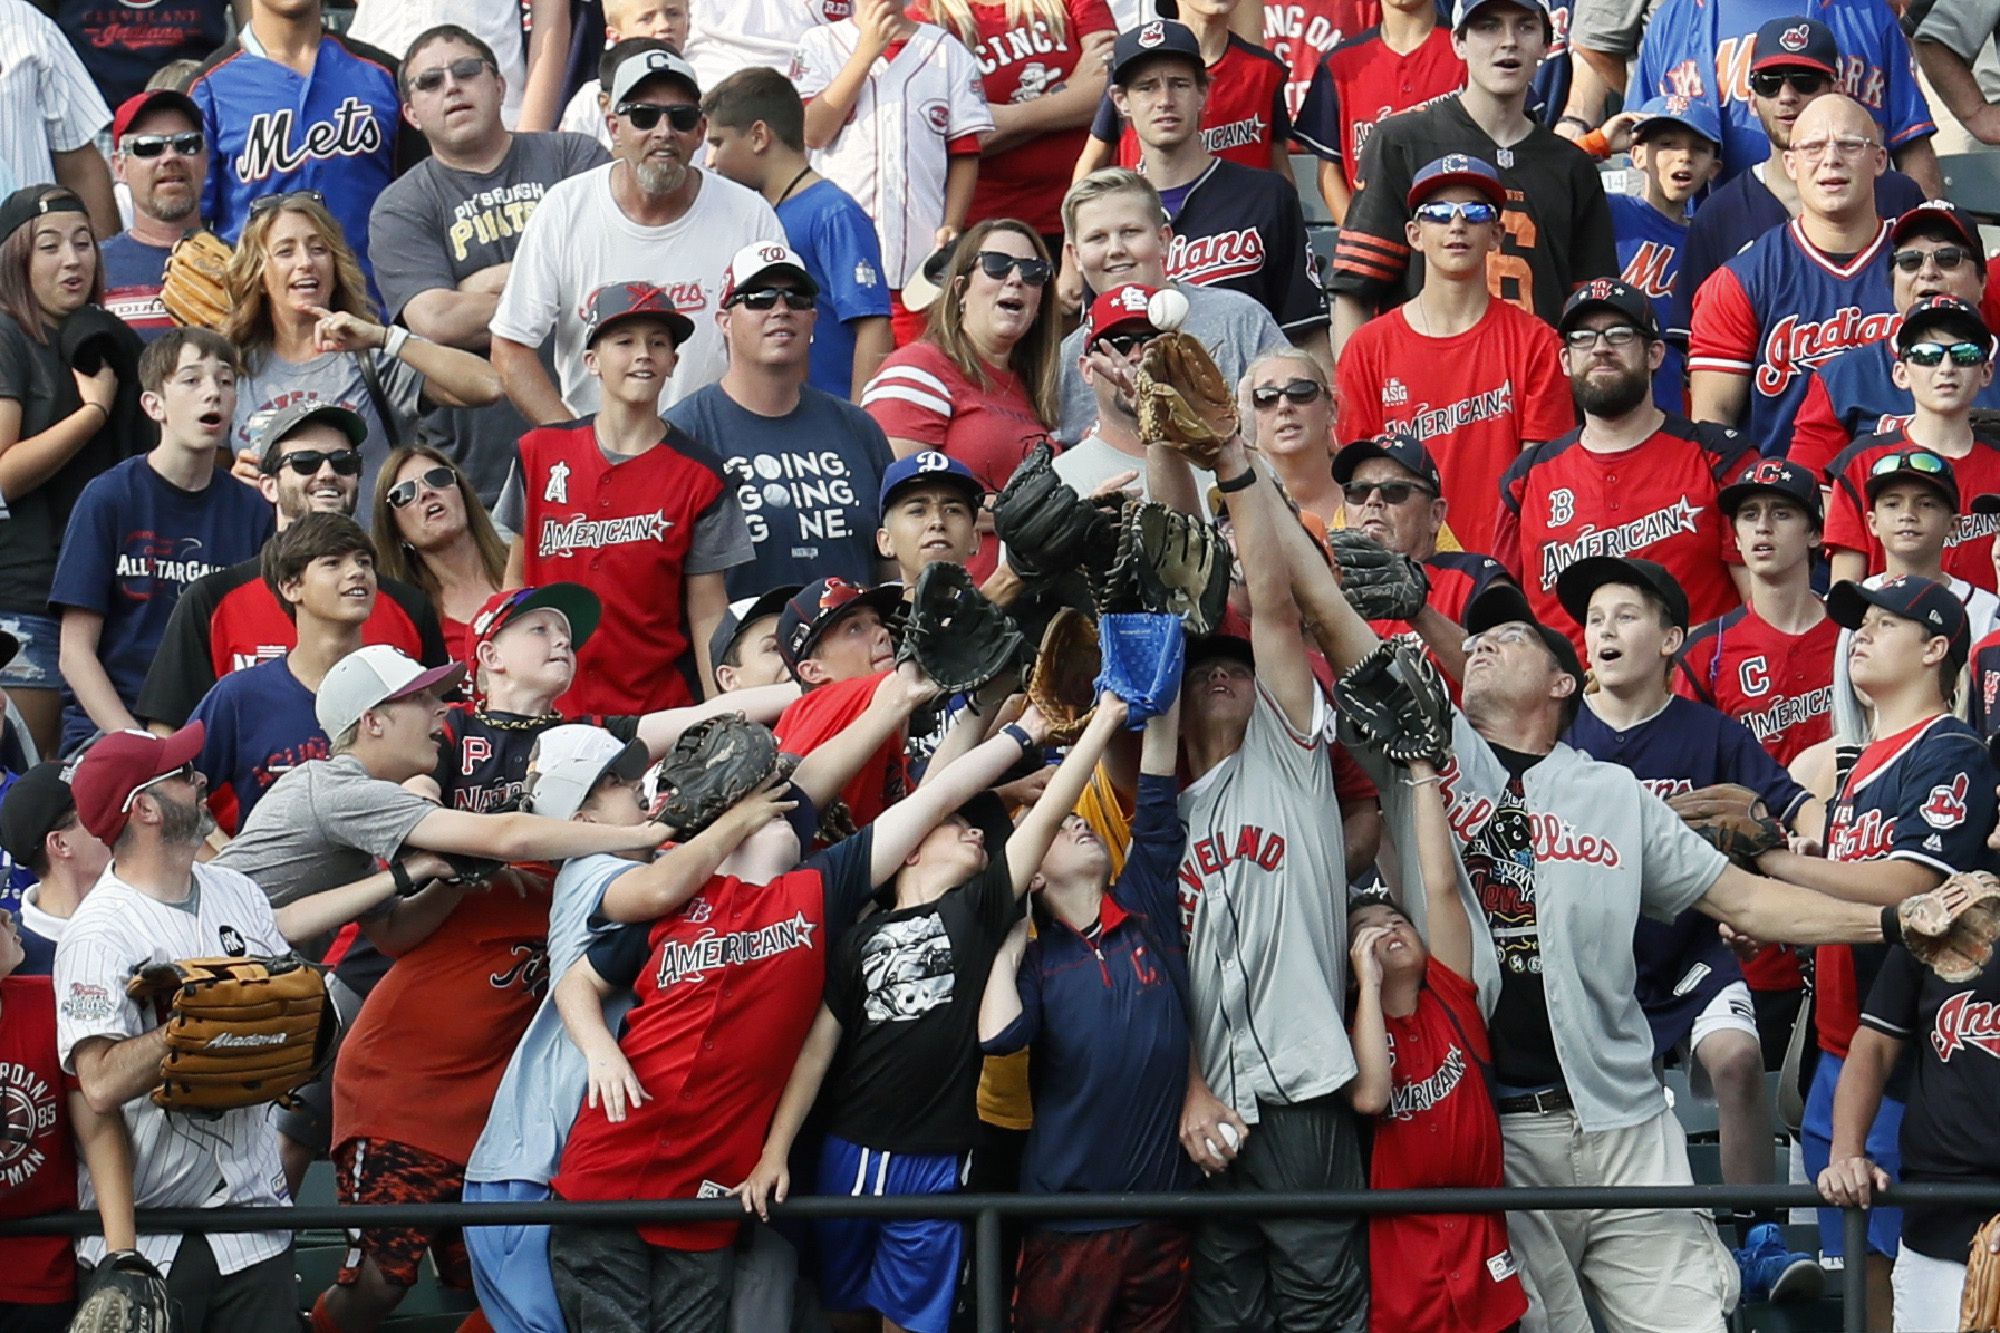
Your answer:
[255,400,368,472]
[525,724,652,820]
[609,47,700,107]
[315,645,465,740]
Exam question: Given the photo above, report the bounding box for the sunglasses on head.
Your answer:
[1748,69,1829,97]
[249,189,327,217]
[617,101,702,132]
[1901,340,1991,368]
[271,447,362,477]
[1413,200,1499,226]
[410,55,493,94]
[729,287,816,311]
[123,132,204,159]
[1251,379,1324,409]
[1344,480,1432,506]
[1871,449,1949,476]
[975,250,1051,286]
[388,465,458,508]
[1890,245,1975,273]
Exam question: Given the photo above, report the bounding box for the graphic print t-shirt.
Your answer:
[1464,745,1562,1089]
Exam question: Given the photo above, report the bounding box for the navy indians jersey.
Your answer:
[1165,158,1328,336]
[1791,340,2000,480]
[1973,626,2000,741]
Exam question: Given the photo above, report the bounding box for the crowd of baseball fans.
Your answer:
[6,0,2000,1329]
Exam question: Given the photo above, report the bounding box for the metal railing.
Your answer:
[8,1181,2000,1332]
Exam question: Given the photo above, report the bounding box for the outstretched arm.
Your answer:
[599,781,797,923]
[634,683,802,758]
[793,665,938,808]
[1005,696,1130,898]
[1408,757,1472,979]
[867,703,1055,884]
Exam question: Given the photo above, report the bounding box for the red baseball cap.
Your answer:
[111,90,201,143]
[70,724,207,845]
[1084,284,1159,347]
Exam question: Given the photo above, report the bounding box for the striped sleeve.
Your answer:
[861,357,955,445]
[31,8,110,153]
[53,923,148,1071]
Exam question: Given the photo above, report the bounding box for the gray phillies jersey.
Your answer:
[1176,684,1357,1122]
[1357,711,1731,1132]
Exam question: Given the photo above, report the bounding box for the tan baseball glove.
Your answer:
[1027,606,1101,745]
[1134,332,1238,469]
[1666,784,1786,865]
[1900,870,2000,984]
[160,230,235,330]
[1962,1213,2000,1331]
[126,954,334,1113]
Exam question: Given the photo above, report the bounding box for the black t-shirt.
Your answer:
[1469,741,1566,1091]
[1861,946,2000,1261]
[0,314,118,613]
[823,846,1018,1155]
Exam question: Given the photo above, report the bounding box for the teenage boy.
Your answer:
[1827,296,2000,593]
[51,329,273,754]
[559,13,694,145]
[876,451,984,588]
[1337,154,1571,557]
[710,588,796,694]
[770,577,910,827]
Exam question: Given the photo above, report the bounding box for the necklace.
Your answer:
[774,166,811,206]
[473,708,565,732]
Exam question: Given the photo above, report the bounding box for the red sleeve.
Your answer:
[947,134,982,154]
[1984,257,2000,335]
[1517,321,1577,443]
[1687,268,1758,373]
[1331,740,1378,807]
[1788,372,1848,477]
[1823,459,1873,558]
[1334,323,1386,439]
[862,347,956,446]
[1492,478,1525,583]
[1071,0,1115,34]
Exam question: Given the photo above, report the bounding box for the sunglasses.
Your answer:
[122,762,197,813]
[1095,331,1155,356]
[1251,379,1325,409]
[975,250,1051,286]
[387,465,458,508]
[1749,69,1830,97]
[1891,245,1975,273]
[617,101,702,132]
[410,55,493,94]
[1870,449,1950,476]
[1460,623,1538,654]
[1344,481,1432,506]
[1413,200,1499,226]
[270,447,363,477]
[1901,340,1991,367]
[728,287,816,312]
[250,189,327,217]
[1563,325,1646,350]
[124,132,204,158]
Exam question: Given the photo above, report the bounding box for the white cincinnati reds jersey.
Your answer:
[791,22,995,289]
[686,0,849,92]
[54,863,293,1276]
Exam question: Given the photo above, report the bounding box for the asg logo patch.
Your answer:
[1922,773,1969,830]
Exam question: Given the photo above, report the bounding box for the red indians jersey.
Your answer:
[1497,416,1752,648]
[1368,960,1526,1333]
[1826,429,2000,594]
[1093,35,1291,170]
[1299,25,1465,191]
[1337,301,1571,555]
[515,420,736,714]
[0,974,75,1304]
[1265,0,1377,117]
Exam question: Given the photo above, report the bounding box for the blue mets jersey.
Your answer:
[1610,192,1691,412]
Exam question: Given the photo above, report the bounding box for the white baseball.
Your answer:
[1218,1121,1240,1151]
[1147,288,1190,332]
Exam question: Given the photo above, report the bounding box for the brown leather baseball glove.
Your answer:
[1962,1213,2000,1331]
[1134,332,1237,469]
[1667,784,1786,865]
[1027,606,1101,745]
[160,230,235,330]
[1900,871,2000,985]
[126,954,334,1113]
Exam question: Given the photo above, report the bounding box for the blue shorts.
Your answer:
[0,612,59,691]
[1800,1051,1903,1260]
[813,1134,965,1333]
[462,1178,565,1333]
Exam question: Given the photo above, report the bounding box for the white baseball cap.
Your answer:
[525,724,652,820]
[315,645,465,740]
[608,47,700,108]
[720,241,819,306]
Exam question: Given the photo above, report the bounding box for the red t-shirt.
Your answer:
[1336,300,1573,556]
[1824,427,2000,594]
[774,670,907,828]
[0,974,77,1305]
[1368,959,1527,1333]
[1100,35,1291,171]
[1314,25,1464,191]
[1264,0,1377,118]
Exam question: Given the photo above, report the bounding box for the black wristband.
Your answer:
[1000,723,1034,750]
[1216,468,1257,494]
[390,859,416,897]
[1880,903,1904,948]
[1557,114,1593,131]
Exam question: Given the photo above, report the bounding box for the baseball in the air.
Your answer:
[1147,288,1189,332]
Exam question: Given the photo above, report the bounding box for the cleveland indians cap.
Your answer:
[709,584,802,675]
[1894,295,1993,355]
[720,240,819,306]
[608,46,700,106]
[1084,284,1160,347]
[1827,575,1970,661]
[1110,20,1204,86]
[1462,581,1586,693]
[583,281,696,348]
[1750,17,1838,78]
[524,724,653,820]
[1889,199,1983,253]
[1629,94,1724,151]
[1863,448,1959,511]
[1718,457,1824,525]
[775,577,903,674]
[879,450,982,510]
[1558,277,1660,339]
[1451,0,1554,35]
[1555,556,1691,633]
[1406,154,1507,211]
[1332,432,1443,492]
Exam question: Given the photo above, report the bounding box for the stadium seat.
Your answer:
[1937,152,2000,223]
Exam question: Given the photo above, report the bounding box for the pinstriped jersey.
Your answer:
[0,3,111,195]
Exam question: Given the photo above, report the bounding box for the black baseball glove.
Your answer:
[992,441,1118,581]
[1326,529,1429,621]
[896,560,1027,694]
[653,715,797,837]
[70,1249,171,1332]
[1116,501,1231,635]
[1333,638,1453,768]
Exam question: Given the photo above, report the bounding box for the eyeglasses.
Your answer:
[249,189,327,217]
[1901,341,1991,367]
[387,465,458,508]
[410,55,493,94]
[1890,245,1975,273]
[123,132,204,158]
[728,287,816,312]
[1413,200,1500,226]
[1870,449,1950,476]
[1344,481,1432,506]
[1786,135,1880,161]
[617,101,702,132]
[270,448,363,477]
[1563,325,1647,350]
[1251,379,1325,409]
[122,763,196,813]
[1460,623,1538,654]
[975,251,1051,286]
[1749,69,1830,97]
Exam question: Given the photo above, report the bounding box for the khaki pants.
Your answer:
[1501,1104,1738,1333]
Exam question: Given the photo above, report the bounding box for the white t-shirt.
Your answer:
[1053,429,1214,516]
[685,0,845,93]
[349,0,529,126]
[491,161,787,417]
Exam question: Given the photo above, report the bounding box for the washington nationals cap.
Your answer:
[1406,153,1507,211]
[525,724,653,820]
[1890,200,1983,253]
[1863,448,1959,511]
[0,762,76,867]
[879,450,982,510]
[1555,556,1690,632]
[69,724,206,845]
[776,577,903,673]
[1110,20,1204,85]
[1463,581,1586,692]
[1751,17,1838,78]
[1558,277,1660,339]
[469,584,603,664]
[1629,94,1723,151]
[720,240,819,306]
[608,46,701,106]
[1894,295,1992,354]
[316,645,466,740]
[254,400,368,471]
[1332,432,1443,491]
[1719,457,1824,524]
[709,584,801,673]
[112,89,201,143]
[1828,575,1970,660]
[584,281,695,348]
[1451,0,1553,35]
[1084,284,1160,346]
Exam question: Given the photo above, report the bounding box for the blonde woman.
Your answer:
[372,445,508,662]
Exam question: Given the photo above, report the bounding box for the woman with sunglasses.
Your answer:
[220,193,502,520]
[1240,348,1343,524]
[861,219,1063,582]
[372,446,510,662]
[0,186,134,758]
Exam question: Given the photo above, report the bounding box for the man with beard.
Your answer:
[101,90,210,341]
[491,47,786,422]
[1498,279,1754,650]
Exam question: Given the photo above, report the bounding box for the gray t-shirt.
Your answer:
[368,132,610,509]
[1052,430,1214,516]
[215,753,435,909]
[232,348,424,531]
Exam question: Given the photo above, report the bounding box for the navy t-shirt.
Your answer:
[53,0,232,107]
[775,179,892,401]
[187,654,326,834]
[48,455,275,754]
[99,232,175,342]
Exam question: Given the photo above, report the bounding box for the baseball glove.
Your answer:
[1126,502,1232,635]
[1134,332,1238,469]
[1963,1213,2000,1332]
[160,230,235,330]
[1899,870,2000,984]
[1666,784,1785,865]
[653,714,797,838]
[1027,606,1101,744]
[993,442,1117,581]
[1095,611,1186,727]
[1332,638,1453,768]
[896,560,1028,695]
[124,954,334,1114]
[1325,529,1429,621]
[69,1249,171,1333]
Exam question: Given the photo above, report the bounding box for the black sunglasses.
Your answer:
[250,189,327,217]
[729,287,816,312]
[1344,481,1432,506]
[1900,341,1991,368]
[388,465,458,508]
[270,448,362,477]
[124,132,204,159]
[1749,69,1829,97]
[1890,245,1975,273]
[618,102,702,132]
[1251,379,1325,409]
[410,56,493,94]
[975,251,1051,286]
[1095,331,1156,356]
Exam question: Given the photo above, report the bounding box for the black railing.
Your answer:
[8,1182,2000,1332]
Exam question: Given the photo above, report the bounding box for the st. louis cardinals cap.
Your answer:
[1332,432,1443,492]
[776,577,903,674]
[1889,200,1983,253]
[1555,556,1690,632]
[1084,284,1160,347]
[709,584,801,673]
[1828,575,1970,661]
[111,89,201,143]
[524,724,653,820]
[720,241,819,307]
[1719,457,1824,525]
[0,762,77,867]
[1462,582,1586,692]
[1863,448,1959,511]
[1451,0,1553,35]
[1629,94,1723,151]
[1557,277,1660,339]
[583,281,695,348]
[316,645,465,740]
[1894,295,1992,355]
[879,450,982,510]
[469,584,603,665]
[69,724,207,845]
[608,46,700,106]
[1110,20,1204,86]
[1406,154,1507,211]
[1750,17,1838,78]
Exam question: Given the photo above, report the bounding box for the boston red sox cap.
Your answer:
[776,577,903,674]
[1828,575,1970,662]
[1463,581,1586,693]
[1332,432,1443,492]
[1406,153,1507,211]
[1558,277,1660,339]
[1110,20,1204,86]
[1890,200,1983,254]
[1719,457,1824,526]
[1750,17,1838,78]
[1555,556,1690,633]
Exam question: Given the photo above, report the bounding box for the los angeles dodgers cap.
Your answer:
[1719,457,1824,525]
[1629,94,1723,151]
[1332,432,1443,492]
[1558,277,1660,339]
[1751,17,1838,78]
[879,451,982,510]
[1406,154,1507,211]
[1555,556,1691,633]
[1110,20,1204,86]
[1828,575,1970,661]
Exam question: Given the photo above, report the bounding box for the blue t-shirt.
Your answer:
[54,0,232,108]
[99,232,175,342]
[664,383,896,599]
[48,456,276,755]
[776,179,892,400]
[187,655,327,834]
[1609,193,1691,414]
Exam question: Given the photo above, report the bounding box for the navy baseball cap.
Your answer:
[1555,556,1690,632]
[775,577,903,673]
[1895,295,1992,353]
[1406,153,1507,211]
[1332,432,1443,492]
[0,187,86,243]
[1462,581,1586,692]
[1863,448,1959,510]
[1751,17,1838,78]
[1719,457,1825,525]
[0,762,75,867]
[1110,20,1204,85]
[1451,0,1554,34]
[709,584,798,674]
[1558,277,1660,339]
[1890,200,1983,253]
[1630,94,1723,151]
[879,450,983,510]
[1828,575,1970,661]
[584,281,695,348]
